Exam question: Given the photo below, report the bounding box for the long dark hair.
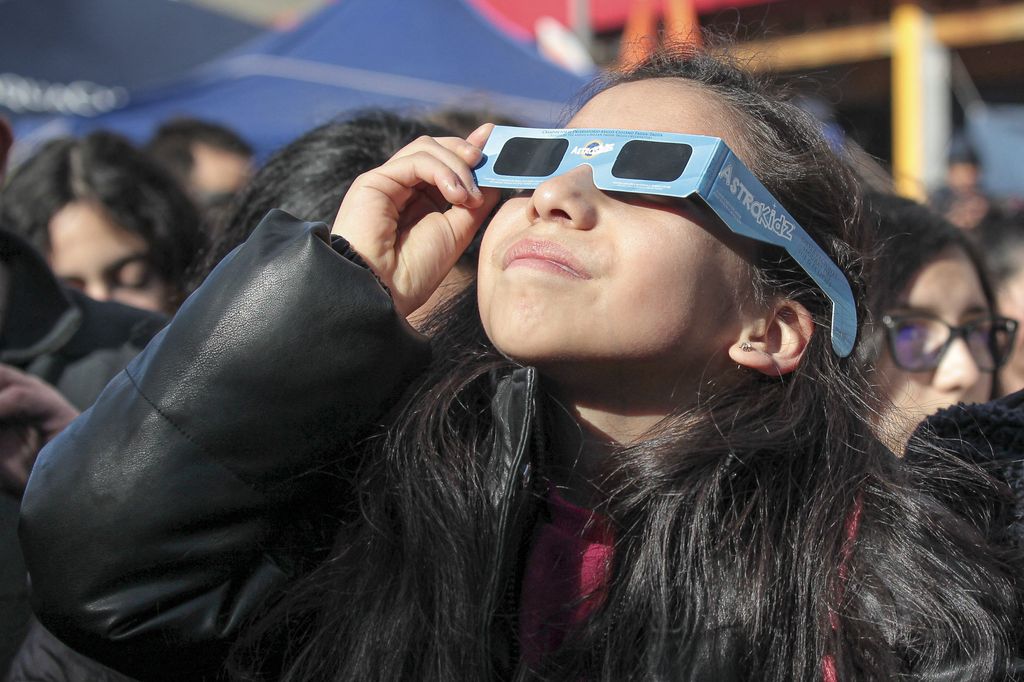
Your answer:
[233,48,1020,681]
[189,109,451,290]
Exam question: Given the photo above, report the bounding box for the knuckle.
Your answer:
[350,171,374,188]
[8,386,29,404]
[413,134,436,147]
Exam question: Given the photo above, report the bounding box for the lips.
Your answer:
[502,239,591,279]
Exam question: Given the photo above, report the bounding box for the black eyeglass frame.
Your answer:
[881,312,1019,373]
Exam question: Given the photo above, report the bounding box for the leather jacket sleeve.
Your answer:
[18,210,432,681]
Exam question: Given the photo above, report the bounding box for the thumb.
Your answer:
[391,188,499,316]
[441,186,500,256]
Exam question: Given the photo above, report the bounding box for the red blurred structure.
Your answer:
[618,0,703,70]
[618,0,657,69]
[665,0,703,47]
[471,0,777,38]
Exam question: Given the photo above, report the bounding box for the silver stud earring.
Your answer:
[739,342,755,352]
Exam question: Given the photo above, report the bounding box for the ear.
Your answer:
[727,299,815,376]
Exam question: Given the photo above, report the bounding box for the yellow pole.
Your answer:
[891,1,928,200]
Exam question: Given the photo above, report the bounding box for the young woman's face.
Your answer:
[477,79,757,399]
[48,200,172,313]
[876,246,994,441]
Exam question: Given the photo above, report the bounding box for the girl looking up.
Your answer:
[20,49,1020,681]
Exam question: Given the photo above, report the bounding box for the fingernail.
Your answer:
[446,180,468,201]
[470,123,491,138]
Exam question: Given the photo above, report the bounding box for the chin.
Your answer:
[481,303,565,360]
[489,333,570,366]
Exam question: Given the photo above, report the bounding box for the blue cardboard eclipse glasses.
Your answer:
[473,126,857,357]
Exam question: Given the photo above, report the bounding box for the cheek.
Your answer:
[877,351,932,404]
[475,222,504,339]
[112,281,172,314]
[479,235,739,363]
[880,367,923,409]
[964,374,993,403]
[878,367,931,442]
[879,358,992,423]
[476,201,551,348]
[607,232,747,349]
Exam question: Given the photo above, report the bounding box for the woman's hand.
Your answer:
[331,124,500,317]
[0,364,80,496]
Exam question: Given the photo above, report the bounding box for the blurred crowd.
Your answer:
[1,80,1023,679]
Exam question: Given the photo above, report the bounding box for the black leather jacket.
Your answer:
[1,228,165,682]
[18,211,547,681]
[18,211,1023,681]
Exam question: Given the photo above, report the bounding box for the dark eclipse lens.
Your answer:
[493,137,569,177]
[611,140,692,181]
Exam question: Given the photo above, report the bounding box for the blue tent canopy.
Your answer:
[966,104,1024,199]
[0,0,261,118]
[13,0,592,160]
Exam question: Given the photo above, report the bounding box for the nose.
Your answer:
[526,165,599,231]
[932,336,984,397]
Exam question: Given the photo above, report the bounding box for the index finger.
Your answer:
[0,364,31,390]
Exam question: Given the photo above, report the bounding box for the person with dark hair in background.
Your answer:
[930,134,993,231]
[145,117,253,211]
[18,50,1024,681]
[196,109,472,323]
[425,106,524,139]
[201,110,445,274]
[0,132,205,314]
[863,193,1015,447]
[861,194,1024,589]
[0,120,154,681]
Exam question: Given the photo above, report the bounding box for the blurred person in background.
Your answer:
[145,118,253,222]
[976,210,1024,393]
[0,132,205,314]
[864,193,1016,448]
[864,196,1024,578]
[425,106,523,138]
[0,120,151,681]
[196,109,470,325]
[930,134,993,231]
[199,110,444,273]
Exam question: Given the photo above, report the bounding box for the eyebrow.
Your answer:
[886,304,992,319]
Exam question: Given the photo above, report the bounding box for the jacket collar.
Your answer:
[0,229,81,365]
[488,366,539,501]
[484,366,541,671]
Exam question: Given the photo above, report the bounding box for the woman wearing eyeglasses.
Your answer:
[865,193,1017,447]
